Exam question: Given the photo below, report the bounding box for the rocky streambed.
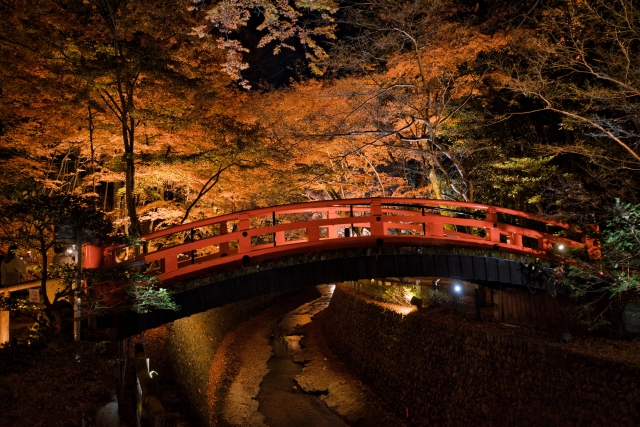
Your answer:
[208,284,406,427]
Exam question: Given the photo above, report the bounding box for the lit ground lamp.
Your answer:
[452,283,463,302]
[553,243,566,254]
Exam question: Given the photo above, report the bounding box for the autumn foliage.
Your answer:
[1,1,640,423]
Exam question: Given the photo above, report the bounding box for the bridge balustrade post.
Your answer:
[429,221,444,237]
[327,208,338,239]
[538,237,551,252]
[307,226,320,242]
[238,213,251,254]
[485,208,498,223]
[190,229,196,264]
[512,233,523,247]
[370,200,384,236]
[218,221,229,255]
[161,256,178,274]
[486,208,500,242]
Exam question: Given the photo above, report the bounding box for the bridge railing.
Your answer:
[103,198,595,281]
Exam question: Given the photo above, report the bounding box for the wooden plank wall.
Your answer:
[492,288,579,331]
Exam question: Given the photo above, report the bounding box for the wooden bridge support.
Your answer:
[0,309,9,345]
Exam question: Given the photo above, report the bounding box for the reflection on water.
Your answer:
[257,285,349,427]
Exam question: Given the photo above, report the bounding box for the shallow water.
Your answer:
[257,285,350,427]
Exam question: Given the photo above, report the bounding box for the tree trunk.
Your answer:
[40,236,50,309]
[40,235,62,334]
[88,105,96,194]
[125,151,141,236]
[427,157,443,199]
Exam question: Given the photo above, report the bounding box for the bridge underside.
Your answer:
[111,246,557,338]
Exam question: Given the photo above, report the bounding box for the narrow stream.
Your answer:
[257,285,350,427]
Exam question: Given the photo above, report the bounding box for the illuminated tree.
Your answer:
[557,200,640,329]
[193,0,338,87]
[0,195,112,331]
[0,0,242,233]
[503,0,640,167]
[248,0,496,202]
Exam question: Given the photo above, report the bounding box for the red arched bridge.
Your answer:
[97,198,596,337]
[103,198,593,280]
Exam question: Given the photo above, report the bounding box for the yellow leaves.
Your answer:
[308,62,324,77]
[492,156,556,172]
[294,0,339,13]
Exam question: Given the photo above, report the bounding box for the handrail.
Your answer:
[103,198,595,282]
[137,198,579,241]
[1,279,42,296]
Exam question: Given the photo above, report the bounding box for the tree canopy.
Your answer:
[1,0,639,320]
[1,3,640,424]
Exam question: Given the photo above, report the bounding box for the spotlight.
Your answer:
[454,285,462,293]
[557,244,565,251]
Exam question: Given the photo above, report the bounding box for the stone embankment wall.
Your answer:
[323,286,640,427]
[164,287,321,426]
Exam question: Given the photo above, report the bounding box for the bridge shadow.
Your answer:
[108,246,556,338]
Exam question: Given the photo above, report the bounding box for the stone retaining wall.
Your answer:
[323,286,640,427]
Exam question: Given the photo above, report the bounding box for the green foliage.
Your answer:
[82,267,180,314]
[48,262,77,281]
[422,289,452,307]
[559,200,640,327]
[0,296,37,312]
[109,155,126,173]
[126,272,180,313]
[12,262,182,335]
[0,194,115,319]
[0,194,114,248]
[356,281,417,306]
[491,156,558,200]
